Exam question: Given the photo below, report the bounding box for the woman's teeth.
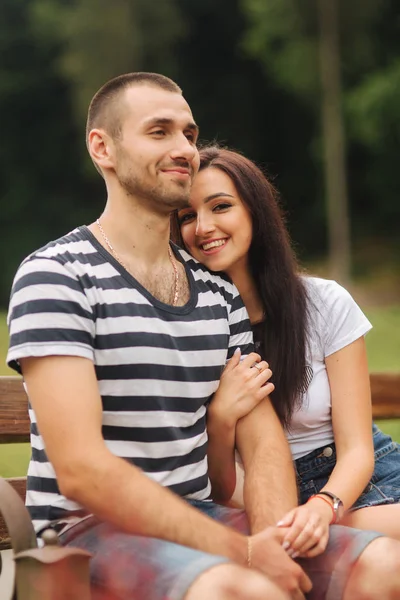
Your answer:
[202,240,226,251]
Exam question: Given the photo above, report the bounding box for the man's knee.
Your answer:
[345,537,400,600]
[184,563,290,600]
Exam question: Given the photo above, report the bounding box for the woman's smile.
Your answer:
[199,237,229,254]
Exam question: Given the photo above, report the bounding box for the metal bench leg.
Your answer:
[0,550,16,600]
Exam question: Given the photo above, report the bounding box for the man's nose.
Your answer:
[170,134,197,164]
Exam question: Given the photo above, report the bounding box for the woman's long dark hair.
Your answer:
[172,145,310,429]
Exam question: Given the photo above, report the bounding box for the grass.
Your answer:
[0,314,13,376]
[0,304,399,477]
[362,305,400,441]
[1,444,30,477]
[364,306,400,372]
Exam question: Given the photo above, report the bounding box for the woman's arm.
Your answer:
[278,336,374,558]
[321,335,374,507]
[206,349,274,503]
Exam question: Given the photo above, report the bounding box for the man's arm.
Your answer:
[21,355,248,562]
[236,397,298,534]
[206,350,274,503]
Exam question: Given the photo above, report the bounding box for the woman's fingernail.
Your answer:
[234,347,241,355]
[291,551,299,559]
[276,520,284,527]
[282,541,290,550]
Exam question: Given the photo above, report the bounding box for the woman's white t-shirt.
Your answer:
[287,277,372,460]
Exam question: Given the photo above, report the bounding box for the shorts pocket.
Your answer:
[351,482,396,510]
[296,445,337,504]
[371,444,400,491]
[352,443,400,510]
[374,441,398,461]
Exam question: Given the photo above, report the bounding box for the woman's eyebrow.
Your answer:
[178,193,234,213]
[204,193,234,203]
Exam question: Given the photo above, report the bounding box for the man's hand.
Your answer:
[250,526,312,599]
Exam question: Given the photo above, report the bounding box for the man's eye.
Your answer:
[185,132,196,143]
[151,130,165,136]
[178,213,196,224]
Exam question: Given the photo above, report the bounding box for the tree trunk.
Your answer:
[317,0,351,284]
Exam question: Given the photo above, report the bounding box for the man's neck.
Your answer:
[88,184,192,306]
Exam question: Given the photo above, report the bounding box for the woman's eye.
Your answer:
[213,203,231,212]
[178,213,196,224]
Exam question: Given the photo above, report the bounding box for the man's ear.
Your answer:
[88,128,115,172]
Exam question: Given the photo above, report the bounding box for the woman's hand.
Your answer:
[276,497,333,558]
[209,349,274,428]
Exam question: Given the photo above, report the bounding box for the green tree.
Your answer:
[241,0,400,278]
[0,0,188,307]
[31,0,186,129]
[317,0,350,283]
[0,0,83,306]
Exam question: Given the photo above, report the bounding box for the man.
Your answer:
[7,72,400,600]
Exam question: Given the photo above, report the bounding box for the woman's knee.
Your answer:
[345,537,400,599]
[185,563,289,600]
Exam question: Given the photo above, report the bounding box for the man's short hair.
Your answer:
[86,72,182,143]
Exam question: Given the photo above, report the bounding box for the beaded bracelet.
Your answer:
[307,494,335,525]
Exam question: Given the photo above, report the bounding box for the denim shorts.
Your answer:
[296,423,400,510]
[58,499,381,600]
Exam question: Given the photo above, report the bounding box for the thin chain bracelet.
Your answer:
[247,537,252,567]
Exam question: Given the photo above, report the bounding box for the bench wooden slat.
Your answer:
[1,374,399,434]
[370,373,400,419]
[0,377,29,443]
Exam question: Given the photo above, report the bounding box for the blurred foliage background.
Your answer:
[0,0,399,473]
[0,0,399,323]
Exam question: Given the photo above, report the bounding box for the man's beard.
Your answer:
[117,162,191,211]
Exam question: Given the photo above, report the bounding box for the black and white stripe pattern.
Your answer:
[7,226,252,531]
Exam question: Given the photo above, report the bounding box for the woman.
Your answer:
[172,144,400,558]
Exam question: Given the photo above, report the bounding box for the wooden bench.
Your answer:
[1,372,400,546]
[0,373,399,595]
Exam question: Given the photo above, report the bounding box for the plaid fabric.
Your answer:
[58,500,381,600]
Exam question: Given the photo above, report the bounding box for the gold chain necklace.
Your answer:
[96,218,179,306]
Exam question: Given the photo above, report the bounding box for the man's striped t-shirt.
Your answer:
[7,226,253,531]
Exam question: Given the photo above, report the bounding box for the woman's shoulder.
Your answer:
[301,276,372,356]
[302,276,355,313]
[302,275,348,295]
